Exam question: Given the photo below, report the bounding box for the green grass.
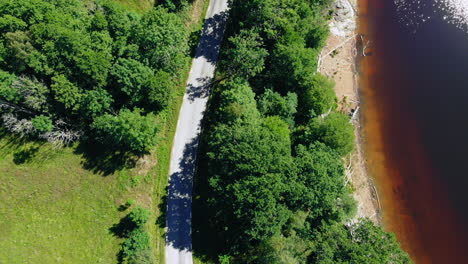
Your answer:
[113,0,155,12]
[0,133,132,263]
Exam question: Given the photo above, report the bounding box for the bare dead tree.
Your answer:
[40,129,82,148]
[350,106,360,123]
[320,107,333,118]
[360,35,371,56]
[1,113,35,137]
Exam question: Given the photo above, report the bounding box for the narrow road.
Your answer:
[165,1,229,263]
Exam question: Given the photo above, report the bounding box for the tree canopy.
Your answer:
[0,0,189,153]
[195,0,412,263]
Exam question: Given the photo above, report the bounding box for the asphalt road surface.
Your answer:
[165,1,229,263]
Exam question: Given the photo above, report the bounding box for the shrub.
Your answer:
[92,108,158,154]
[122,227,151,259]
[301,113,355,156]
[31,115,53,133]
[129,206,151,227]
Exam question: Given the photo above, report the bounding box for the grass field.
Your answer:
[0,0,209,263]
[0,132,130,263]
[113,0,155,12]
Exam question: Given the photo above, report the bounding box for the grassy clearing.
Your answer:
[0,0,209,263]
[0,132,127,263]
[113,0,155,12]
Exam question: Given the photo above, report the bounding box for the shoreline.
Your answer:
[320,0,381,224]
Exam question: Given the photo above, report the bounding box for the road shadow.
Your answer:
[187,76,212,102]
[194,11,229,64]
[191,139,225,262]
[165,136,200,251]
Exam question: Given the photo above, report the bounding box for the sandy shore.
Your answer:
[319,0,380,223]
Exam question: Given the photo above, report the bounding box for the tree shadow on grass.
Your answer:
[74,140,139,176]
[156,187,167,231]
[13,146,40,164]
[109,213,138,264]
[0,129,50,163]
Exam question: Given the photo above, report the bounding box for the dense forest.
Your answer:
[194,0,412,263]
[0,0,191,154]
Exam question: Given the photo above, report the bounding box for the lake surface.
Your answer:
[358,0,468,263]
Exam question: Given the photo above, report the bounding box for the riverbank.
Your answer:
[320,0,380,223]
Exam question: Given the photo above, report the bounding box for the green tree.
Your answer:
[90,10,108,31]
[92,108,158,153]
[258,89,297,127]
[289,143,353,222]
[270,43,319,93]
[221,29,268,78]
[300,113,355,156]
[0,15,27,34]
[0,69,18,102]
[110,58,153,106]
[136,7,188,73]
[4,31,35,72]
[301,74,337,117]
[145,70,174,111]
[80,88,113,118]
[127,249,154,264]
[311,221,413,264]
[122,227,151,259]
[206,118,292,249]
[217,78,260,123]
[128,206,151,227]
[31,115,53,133]
[50,74,81,110]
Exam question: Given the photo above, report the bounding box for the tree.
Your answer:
[11,75,49,112]
[310,221,413,264]
[289,143,353,222]
[50,74,81,111]
[135,7,188,74]
[0,69,18,102]
[4,31,35,72]
[205,118,293,250]
[122,227,151,259]
[145,70,174,111]
[110,58,153,106]
[217,78,260,124]
[31,115,53,133]
[128,206,151,227]
[221,29,268,78]
[92,108,158,154]
[0,15,27,34]
[300,113,355,156]
[80,88,113,118]
[127,249,154,264]
[258,89,297,127]
[270,43,319,93]
[301,74,337,117]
